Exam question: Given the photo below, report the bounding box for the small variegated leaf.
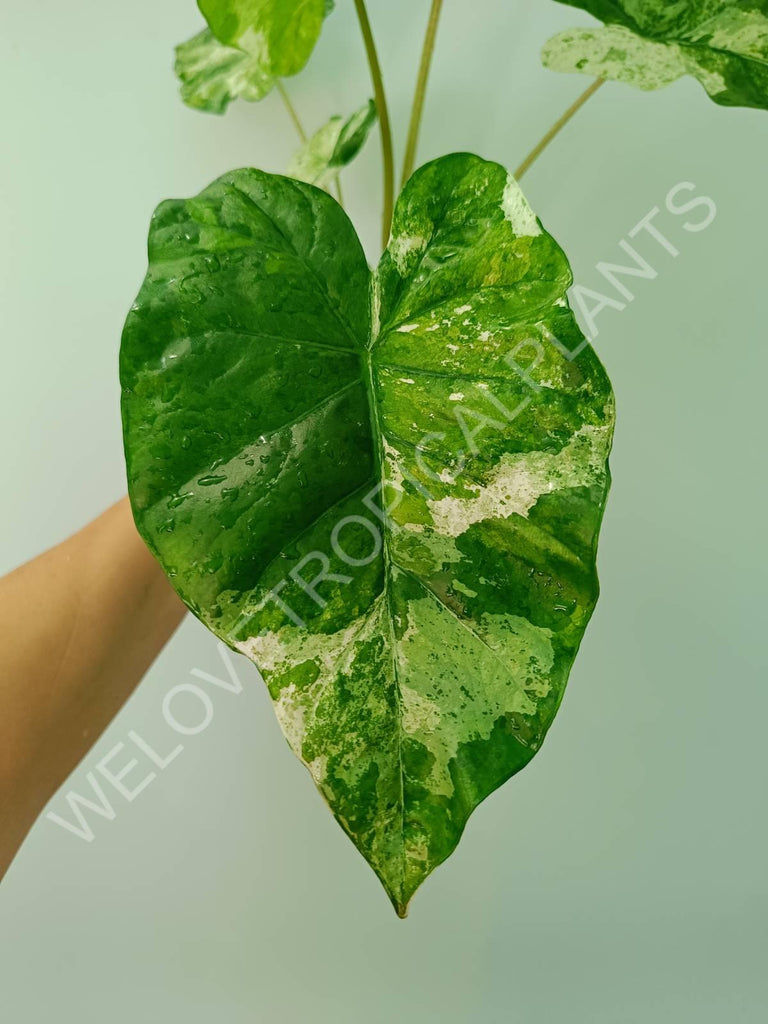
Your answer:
[199,0,328,78]
[120,154,615,916]
[175,28,274,114]
[543,0,768,110]
[287,100,377,187]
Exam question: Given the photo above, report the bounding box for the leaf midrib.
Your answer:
[362,326,407,902]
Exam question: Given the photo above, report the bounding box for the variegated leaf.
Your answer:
[287,100,377,187]
[120,154,615,916]
[176,0,334,114]
[543,0,768,110]
[175,28,274,114]
[199,0,328,78]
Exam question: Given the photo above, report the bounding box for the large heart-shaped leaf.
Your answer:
[287,100,377,187]
[175,28,275,114]
[199,0,327,77]
[120,154,614,915]
[543,0,768,110]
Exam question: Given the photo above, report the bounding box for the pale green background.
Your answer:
[1,1,767,1021]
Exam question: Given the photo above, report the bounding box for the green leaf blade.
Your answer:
[198,0,327,77]
[175,28,275,114]
[544,0,768,110]
[331,98,377,166]
[287,100,377,187]
[121,169,371,614]
[121,155,615,916]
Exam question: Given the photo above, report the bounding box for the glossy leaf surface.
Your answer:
[175,28,274,114]
[121,154,614,915]
[543,0,768,109]
[287,100,377,187]
[199,0,327,77]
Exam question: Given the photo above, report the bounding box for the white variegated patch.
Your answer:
[426,422,612,538]
[501,175,542,237]
[394,598,556,797]
[542,25,688,91]
[389,234,429,275]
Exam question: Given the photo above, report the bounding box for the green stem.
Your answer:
[334,175,344,208]
[354,0,395,249]
[514,78,604,181]
[276,80,307,143]
[401,0,444,188]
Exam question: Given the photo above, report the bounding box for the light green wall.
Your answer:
[1,1,767,1020]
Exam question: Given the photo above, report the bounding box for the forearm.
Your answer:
[0,497,186,876]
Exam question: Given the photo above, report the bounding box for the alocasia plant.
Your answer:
[121,154,614,916]
[120,0,765,914]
